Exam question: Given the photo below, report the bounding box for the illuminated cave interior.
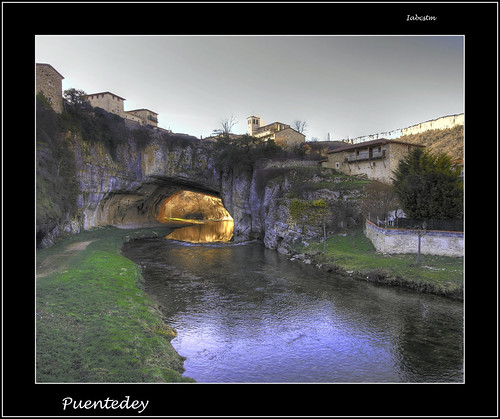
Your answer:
[157,190,234,243]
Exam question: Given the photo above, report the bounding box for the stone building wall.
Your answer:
[36,63,64,113]
[86,92,126,117]
[274,128,306,147]
[126,109,158,127]
[323,141,424,183]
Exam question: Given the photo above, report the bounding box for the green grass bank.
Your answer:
[36,226,194,383]
[290,230,464,300]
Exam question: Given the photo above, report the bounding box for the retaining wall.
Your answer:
[364,219,464,257]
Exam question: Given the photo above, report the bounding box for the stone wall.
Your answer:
[36,64,64,113]
[364,219,463,257]
[274,128,305,147]
[86,92,126,117]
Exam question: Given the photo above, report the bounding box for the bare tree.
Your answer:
[214,115,238,136]
[361,181,399,223]
[292,120,308,134]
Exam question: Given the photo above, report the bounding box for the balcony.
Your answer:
[148,115,158,123]
[345,149,386,163]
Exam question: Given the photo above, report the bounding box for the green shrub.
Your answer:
[213,134,282,172]
[289,199,308,221]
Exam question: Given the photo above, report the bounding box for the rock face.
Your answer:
[38,128,364,249]
[71,132,220,231]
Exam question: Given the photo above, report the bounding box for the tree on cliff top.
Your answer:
[392,148,463,220]
[213,115,238,136]
[63,88,92,112]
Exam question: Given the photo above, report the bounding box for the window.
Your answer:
[335,162,340,169]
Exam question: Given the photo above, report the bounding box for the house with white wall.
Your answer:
[322,138,425,183]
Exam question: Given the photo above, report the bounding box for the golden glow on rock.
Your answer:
[157,191,233,223]
[165,220,234,243]
[157,191,234,243]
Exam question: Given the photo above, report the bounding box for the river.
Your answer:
[122,222,464,383]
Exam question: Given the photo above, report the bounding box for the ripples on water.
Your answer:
[122,231,464,383]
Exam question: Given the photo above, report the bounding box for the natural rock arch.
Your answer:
[82,175,228,229]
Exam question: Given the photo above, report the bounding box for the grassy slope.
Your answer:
[294,230,463,299]
[36,227,194,383]
[398,125,464,161]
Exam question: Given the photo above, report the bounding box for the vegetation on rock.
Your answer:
[36,94,79,246]
[213,134,282,172]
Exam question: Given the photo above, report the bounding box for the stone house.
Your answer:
[85,91,126,118]
[86,93,159,128]
[322,138,425,183]
[36,63,64,113]
[247,115,305,147]
[125,109,159,127]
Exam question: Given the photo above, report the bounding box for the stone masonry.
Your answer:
[36,63,64,113]
[364,219,463,257]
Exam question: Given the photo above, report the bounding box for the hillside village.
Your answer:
[36,63,170,133]
[36,62,464,183]
[36,63,464,198]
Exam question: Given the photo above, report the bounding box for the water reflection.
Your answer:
[122,240,464,383]
[165,220,234,243]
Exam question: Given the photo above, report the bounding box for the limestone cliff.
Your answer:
[36,104,366,249]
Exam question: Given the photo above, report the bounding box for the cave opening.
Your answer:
[156,190,234,243]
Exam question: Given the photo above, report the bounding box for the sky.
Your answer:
[35,35,464,141]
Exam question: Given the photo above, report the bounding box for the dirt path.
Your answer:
[36,241,94,279]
